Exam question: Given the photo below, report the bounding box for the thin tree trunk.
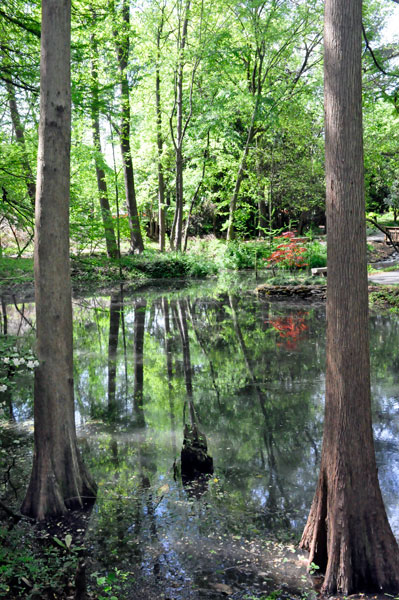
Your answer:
[170,0,191,251]
[226,99,259,241]
[182,131,209,251]
[114,0,144,254]
[90,30,119,259]
[156,7,166,252]
[5,79,36,207]
[300,0,399,594]
[21,0,96,520]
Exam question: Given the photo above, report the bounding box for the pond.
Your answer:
[2,274,399,599]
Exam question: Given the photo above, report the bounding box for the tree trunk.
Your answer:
[90,30,119,259]
[226,100,259,241]
[156,7,166,252]
[5,79,36,207]
[170,0,191,251]
[21,0,96,521]
[115,0,144,254]
[300,0,399,594]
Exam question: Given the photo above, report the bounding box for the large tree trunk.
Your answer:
[115,0,144,254]
[21,0,96,521]
[300,0,399,594]
[90,30,119,259]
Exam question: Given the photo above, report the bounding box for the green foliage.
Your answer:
[0,526,81,599]
[222,241,272,270]
[0,258,34,286]
[302,241,327,269]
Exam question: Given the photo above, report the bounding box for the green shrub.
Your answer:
[222,241,272,270]
[303,241,327,269]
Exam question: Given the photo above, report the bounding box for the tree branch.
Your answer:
[366,217,399,254]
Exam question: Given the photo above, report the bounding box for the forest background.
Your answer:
[1,0,399,269]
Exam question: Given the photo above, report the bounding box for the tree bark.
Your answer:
[21,0,96,521]
[90,29,119,259]
[300,0,399,594]
[115,0,144,254]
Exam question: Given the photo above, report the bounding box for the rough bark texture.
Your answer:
[20,0,96,521]
[300,0,399,594]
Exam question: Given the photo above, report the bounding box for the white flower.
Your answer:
[12,358,21,366]
[0,384,7,392]
[27,360,36,369]
[3,357,10,364]
[34,360,39,367]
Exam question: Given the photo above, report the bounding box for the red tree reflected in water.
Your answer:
[269,312,309,350]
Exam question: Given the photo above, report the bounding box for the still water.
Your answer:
[3,274,399,598]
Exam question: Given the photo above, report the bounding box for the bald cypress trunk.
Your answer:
[21,0,96,521]
[300,0,399,593]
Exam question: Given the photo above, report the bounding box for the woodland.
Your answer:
[1,0,399,599]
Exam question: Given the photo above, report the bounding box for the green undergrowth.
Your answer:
[369,286,399,312]
[0,237,328,290]
[0,257,34,287]
[188,237,327,271]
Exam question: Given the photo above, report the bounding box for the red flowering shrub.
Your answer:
[267,232,308,269]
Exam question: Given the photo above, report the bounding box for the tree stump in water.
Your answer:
[181,423,213,481]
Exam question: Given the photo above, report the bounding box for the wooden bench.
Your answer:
[385,227,399,245]
[311,267,327,277]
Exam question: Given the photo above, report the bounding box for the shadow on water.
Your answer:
[2,274,399,598]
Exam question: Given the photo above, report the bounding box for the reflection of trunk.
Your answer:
[228,293,291,524]
[163,297,176,457]
[174,300,213,481]
[187,300,221,408]
[108,293,121,419]
[114,0,144,253]
[90,29,119,259]
[5,79,36,206]
[134,299,146,426]
[174,300,195,423]
[156,6,166,252]
[1,297,7,335]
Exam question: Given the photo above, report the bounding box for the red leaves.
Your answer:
[267,232,308,269]
[270,312,309,350]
